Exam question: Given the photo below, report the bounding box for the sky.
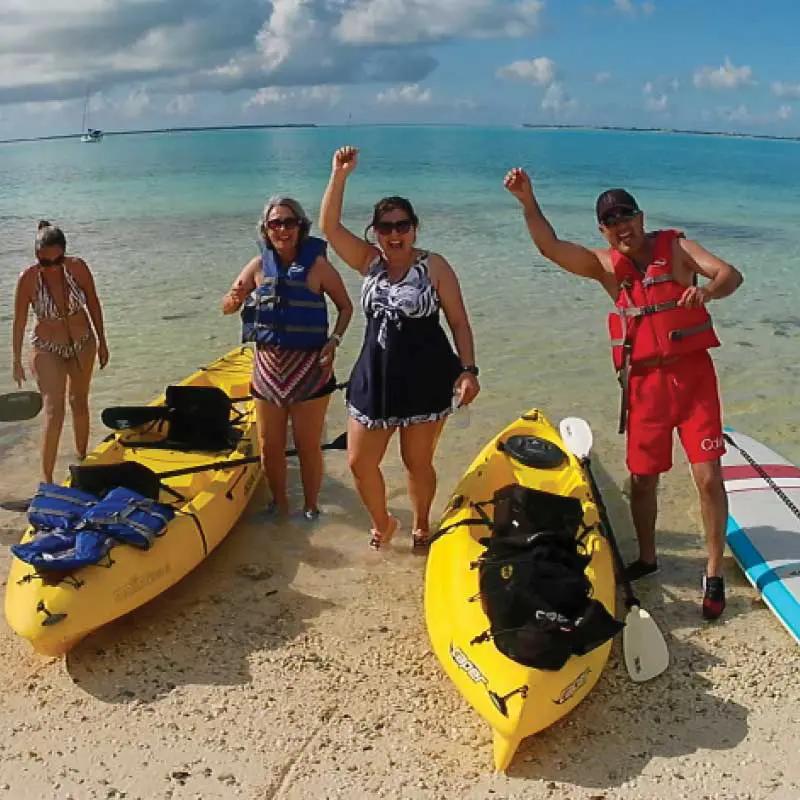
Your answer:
[2,0,800,140]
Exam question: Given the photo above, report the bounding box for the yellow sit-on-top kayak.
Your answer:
[424,408,618,772]
[5,346,260,656]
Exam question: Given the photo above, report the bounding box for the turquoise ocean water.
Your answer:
[1,126,799,479]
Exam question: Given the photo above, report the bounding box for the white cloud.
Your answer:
[496,57,557,86]
[335,0,545,44]
[642,78,674,112]
[541,82,577,115]
[244,84,344,109]
[119,87,150,118]
[594,71,612,84]
[693,57,755,90]
[612,0,655,16]
[376,84,432,105]
[0,0,546,108]
[645,93,668,112]
[772,81,800,99]
[166,94,194,115]
[778,104,793,120]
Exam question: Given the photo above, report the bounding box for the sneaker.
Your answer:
[303,508,320,522]
[622,558,660,583]
[702,575,726,620]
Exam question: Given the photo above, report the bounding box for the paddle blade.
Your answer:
[559,416,593,461]
[0,499,30,512]
[101,406,168,430]
[0,391,43,422]
[622,604,669,682]
[324,431,348,452]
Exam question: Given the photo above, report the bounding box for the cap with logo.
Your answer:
[596,188,640,224]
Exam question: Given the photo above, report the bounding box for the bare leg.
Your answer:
[690,459,727,578]
[30,349,68,484]
[254,397,290,513]
[66,337,97,458]
[399,419,446,542]
[629,472,659,564]
[347,416,395,541]
[289,393,332,514]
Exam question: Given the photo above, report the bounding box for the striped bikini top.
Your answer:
[32,263,87,322]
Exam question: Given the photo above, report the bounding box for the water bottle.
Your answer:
[450,390,471,429]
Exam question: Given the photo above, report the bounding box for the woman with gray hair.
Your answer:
[222,196,353,519]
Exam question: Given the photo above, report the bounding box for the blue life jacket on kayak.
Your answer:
[27,483,99,532]
[240,236,329,349]
[12,485,176,571]
[78,487,175,549]
[11,530,113,573]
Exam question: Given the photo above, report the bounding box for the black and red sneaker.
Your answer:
[702,575,726,620]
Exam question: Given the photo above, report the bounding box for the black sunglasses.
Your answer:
[375,219,413,235]
[600,210,639,227]
[266,217,300,231]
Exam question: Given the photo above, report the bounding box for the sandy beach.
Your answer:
[1,399,798,800]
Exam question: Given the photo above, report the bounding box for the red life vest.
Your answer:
[607,229,720,371]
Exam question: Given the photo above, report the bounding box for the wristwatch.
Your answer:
[330,333,343,346]
[461,364,479,376]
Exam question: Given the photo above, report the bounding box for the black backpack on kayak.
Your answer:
[474,484,624,671]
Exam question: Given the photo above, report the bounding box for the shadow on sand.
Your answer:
[504,453,749,787]
[65,460,362,704]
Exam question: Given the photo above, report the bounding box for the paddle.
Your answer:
[0,432,349,512]
[559,416,669,683]
[0,391,43,423]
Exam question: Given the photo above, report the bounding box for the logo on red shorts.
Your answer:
[700,436,724,452]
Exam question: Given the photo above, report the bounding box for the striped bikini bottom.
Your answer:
[30,331,92,360]
[251,344,336,408]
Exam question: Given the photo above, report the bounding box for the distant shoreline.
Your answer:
[521,123,800,143]
[2,121,799,145]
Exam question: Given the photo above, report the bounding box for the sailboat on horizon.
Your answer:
[80,89,103,143]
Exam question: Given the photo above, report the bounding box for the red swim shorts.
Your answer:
[626,351,725,476]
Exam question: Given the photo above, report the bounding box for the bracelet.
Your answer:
[330,333,343,345]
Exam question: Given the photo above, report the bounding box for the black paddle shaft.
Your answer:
[582,456,641,610]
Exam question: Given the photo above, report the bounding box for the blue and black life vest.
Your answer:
[240,235,329,349]
[11,484,176,571]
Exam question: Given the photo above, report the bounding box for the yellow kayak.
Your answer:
[424,408,617,772]
[5,346,260,656]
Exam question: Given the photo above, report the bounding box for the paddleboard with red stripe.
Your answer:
[722,426,800,646]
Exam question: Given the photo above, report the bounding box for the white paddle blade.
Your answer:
[559,416,593,461]
[622,605,669,682]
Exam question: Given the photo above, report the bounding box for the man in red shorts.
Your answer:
[504,167,743,620]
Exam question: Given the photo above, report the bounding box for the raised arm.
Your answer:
[221,257,260,315]
[503,167,606,281]
[677,237,744,307]
[319,146,378,274]
[12,271,31,386]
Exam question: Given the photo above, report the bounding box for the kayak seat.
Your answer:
[121,385,242,453]
[69,462,162,500]
[497,435,567,470]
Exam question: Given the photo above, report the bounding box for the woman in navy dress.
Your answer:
[320,146,480,549]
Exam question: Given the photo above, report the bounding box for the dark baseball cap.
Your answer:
[596,188,640,223]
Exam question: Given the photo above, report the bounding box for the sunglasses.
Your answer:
[37,256,65,267]
[600,210,639,227]
[375,219,413,235]
[266,217,300,231]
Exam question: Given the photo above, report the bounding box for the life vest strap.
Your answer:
[621,299,679,318]
[669,320,713,341]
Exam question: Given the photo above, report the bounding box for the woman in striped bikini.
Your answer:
[222,197,353,519]
[12,221,110,483]
[320,146,481,550]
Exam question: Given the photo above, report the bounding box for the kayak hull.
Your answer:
[5,346,261,656]
[424,408,616,771]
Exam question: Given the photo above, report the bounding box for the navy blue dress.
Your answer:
[346,251,463,429]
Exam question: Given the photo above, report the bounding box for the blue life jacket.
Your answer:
[27,483,99,532]
[78,487,175,549]
[241,235,329,349]
[11,530,112,573]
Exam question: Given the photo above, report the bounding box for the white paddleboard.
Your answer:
[722,427,800,646]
